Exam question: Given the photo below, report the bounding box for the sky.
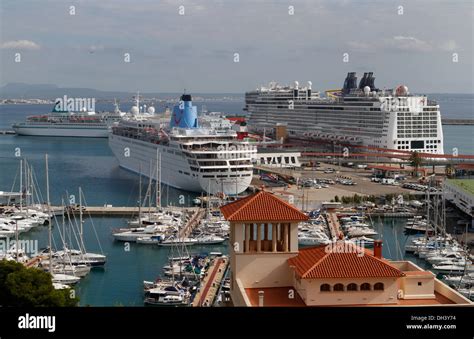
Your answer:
[0,0,473,93]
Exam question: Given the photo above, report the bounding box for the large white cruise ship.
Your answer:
[108,94,256,195]
[245,72,444,154]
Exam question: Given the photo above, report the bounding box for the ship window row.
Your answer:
[320,282,384,292]
[397,117,437,121]
[397,140,440,145]
[398,134,438,138]
[199,168,252,173]
[202,174,252,178]
[398,112,437,117]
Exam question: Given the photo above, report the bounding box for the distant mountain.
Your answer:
[0,83,243,100]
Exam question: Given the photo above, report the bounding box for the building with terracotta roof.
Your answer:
[220,190,473,307]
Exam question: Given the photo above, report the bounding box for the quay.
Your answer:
[367,211,416,218]
[192,256,229,307]
[442,118,474,125]
[65,205,199,216]
[326,212,342,239]
[179,208,206,238]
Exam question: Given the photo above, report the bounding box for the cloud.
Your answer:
[390,36,432,52]
[0,40,41,50]
[347,36,458,54]
[439,40,458,52]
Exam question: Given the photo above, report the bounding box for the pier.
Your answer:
[179,208,206,238]
[326,212,342,239]
[193,256,229,307]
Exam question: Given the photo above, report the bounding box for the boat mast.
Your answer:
[156,149,161,208]
[45,154,53,274]
[138,163,142,225]
[79,187,84,249]
[19,159,23,212]
[15,219,19,262]
[148,161,152,215]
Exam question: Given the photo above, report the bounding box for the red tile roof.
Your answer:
[287,242,405,279]
[220,190,309,222]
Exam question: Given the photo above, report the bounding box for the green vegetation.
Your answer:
[0,260,78,307]
[336,194,377,204]
[448,179,474,196]
[409,151,423,177]
[334,193,418,205]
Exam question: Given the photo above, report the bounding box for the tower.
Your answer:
[220,190,308,305]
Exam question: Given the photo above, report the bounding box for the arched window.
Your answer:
[333,283,344,292]
[374,282,384,291]
[320,284,331,292]
[361,283,371,291]
[347,283,358,291]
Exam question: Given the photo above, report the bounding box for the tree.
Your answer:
[334,195,340,202]
[353,194,361,204]
[0,260,79,307]
[409,151,423,177]
[445,164,455,178]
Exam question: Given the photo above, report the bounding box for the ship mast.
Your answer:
[45,154,52,274]
[138,163,142,226]
[156,149,161,208]
[19,159,23,212]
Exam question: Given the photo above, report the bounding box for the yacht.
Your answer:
[113,224,169,242]
[431,264,474,275]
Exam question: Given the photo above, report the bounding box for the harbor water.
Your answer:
[0,97,472,305]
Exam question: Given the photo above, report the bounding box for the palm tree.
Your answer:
[409,151,423,177]
[445,164,455,178]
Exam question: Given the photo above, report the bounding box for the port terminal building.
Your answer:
[444,179,474,229]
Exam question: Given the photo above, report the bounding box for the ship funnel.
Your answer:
[170,93,199,129]
[343,72,358,94]
[366,72,375,90]
[349,72,358,89]
[358,72,368,89]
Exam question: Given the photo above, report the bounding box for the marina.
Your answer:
[1,99,473,305]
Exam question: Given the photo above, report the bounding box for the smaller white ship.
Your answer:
[12,100,125,137]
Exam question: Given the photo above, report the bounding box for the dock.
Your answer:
[179,208,206,238]
[442,118,474,125]
[192,256,229,307]
[367,211,416,218]
[326,212,342,239]
[65,205,198,216]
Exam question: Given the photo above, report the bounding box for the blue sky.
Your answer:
[0,0,473,93]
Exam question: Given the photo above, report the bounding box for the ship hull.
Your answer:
[12,124,109,137]
[108,134,253,195]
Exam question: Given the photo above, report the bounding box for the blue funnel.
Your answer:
[170,94,198,128]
